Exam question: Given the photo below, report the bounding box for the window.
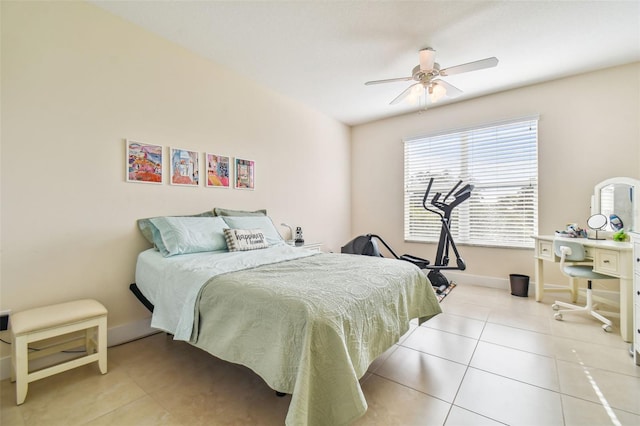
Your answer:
[404,117,538,249]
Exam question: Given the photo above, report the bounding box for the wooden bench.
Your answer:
[10,299,108,404]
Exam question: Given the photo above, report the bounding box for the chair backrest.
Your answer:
[553,239,586,262]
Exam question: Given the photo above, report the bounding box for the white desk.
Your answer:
[533,235,633,342]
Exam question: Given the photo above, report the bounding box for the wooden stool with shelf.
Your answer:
[10,299,108,405]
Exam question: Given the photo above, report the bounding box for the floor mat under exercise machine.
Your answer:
[435,282,456,303]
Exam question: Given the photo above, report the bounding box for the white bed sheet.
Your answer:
[135,245,317,340]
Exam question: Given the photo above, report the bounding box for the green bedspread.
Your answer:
[191,252,442,425]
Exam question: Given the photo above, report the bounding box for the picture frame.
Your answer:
[126,140,163,184]
[234,157,255,190]
[205,153,231,188]
[170,147,199,186]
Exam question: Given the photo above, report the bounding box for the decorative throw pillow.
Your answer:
[221,216,284,246]
[214,207,267,217]
[223,228,269,252]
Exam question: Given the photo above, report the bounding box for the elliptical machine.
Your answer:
[341,177,473,292]
[420,177,473,289]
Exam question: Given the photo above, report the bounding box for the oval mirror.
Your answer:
[587,213,608,240]
[587,213,608,229]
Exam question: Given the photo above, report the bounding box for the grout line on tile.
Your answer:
[81,393,150,425]
[368,371,456,407]
[448,404,511,425]
[446,318,487,418]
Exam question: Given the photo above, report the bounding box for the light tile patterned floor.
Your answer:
[2,284,639,425]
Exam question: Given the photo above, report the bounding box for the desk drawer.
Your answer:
[594,248,620,276]
[635,302,640,344]
[537,240,554,260]
[584,246,593,259]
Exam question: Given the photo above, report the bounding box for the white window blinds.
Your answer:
[404,117,538,248]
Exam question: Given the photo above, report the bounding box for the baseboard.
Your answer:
[445,271,512,291]
[443,271,621,306]
[107,316,157,347]
[0,316,157,381]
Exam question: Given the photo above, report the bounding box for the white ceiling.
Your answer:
[92,1,640,126]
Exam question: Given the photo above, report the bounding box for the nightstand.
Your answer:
[289,242,322,252]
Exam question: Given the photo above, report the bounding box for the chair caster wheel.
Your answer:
[554,313,563,321]
[552,304,559,311]
[602,324,612,333]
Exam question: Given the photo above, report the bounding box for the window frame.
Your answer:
[403,116,539,249]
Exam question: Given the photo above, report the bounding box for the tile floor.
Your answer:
[2,284,639,425]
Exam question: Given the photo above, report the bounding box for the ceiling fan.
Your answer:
[365,48,498,106]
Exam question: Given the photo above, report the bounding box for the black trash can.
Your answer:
[509,274,529,297]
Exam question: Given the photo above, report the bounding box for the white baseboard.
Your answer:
[446,271,511,290]
[444,271,621,305]
[107,316,157,347]
[0,317,157,381]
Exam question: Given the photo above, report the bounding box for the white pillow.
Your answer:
[221,216,284,246]
[149,216,228,257]
[223,228,269,252]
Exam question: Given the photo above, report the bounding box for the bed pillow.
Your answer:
[137,210,214,245]
[149,216,228,257]
[221,216,284,246]
[223,228,269,252]
[213,208,267,217]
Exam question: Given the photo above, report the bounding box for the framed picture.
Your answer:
[234,158,255,190]
[205,153,230,188]
[126,140,163,184]
[170,147,199,186]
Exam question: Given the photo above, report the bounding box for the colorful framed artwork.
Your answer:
[234,158,255,190]
[126,140,163,184]
[170,147,199,186]
[205,153,230,188]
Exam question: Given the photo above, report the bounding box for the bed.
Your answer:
[133,212,442,425]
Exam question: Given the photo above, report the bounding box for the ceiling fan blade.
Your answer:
[419,48,436,71]
[390,83,422,105]
[365,76,413,85]
[432,79,462,97]
[440,57,498,76]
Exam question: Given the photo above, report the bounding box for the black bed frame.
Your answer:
[129,283,154,313]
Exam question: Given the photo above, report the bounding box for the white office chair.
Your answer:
[551,240,617,332]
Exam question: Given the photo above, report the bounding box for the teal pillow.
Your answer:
[221,216,284,246]
[213,208,267,217]
[149,216,228,257]
[137,210,214,245]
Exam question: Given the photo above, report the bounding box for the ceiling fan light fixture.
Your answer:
[419,48,436,71]
[406,83,424,105]
[429,83,447,102]
[411,83,425,96]
[367,47,497,107]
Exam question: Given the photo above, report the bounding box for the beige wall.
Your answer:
[351,63,640,286]
[0,0,351,338]
[2,1,639,360]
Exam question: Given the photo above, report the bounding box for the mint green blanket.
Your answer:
[191,253,441,425]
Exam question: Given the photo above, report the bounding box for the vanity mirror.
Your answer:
[586,214,607,240]
[591,177,640,232]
